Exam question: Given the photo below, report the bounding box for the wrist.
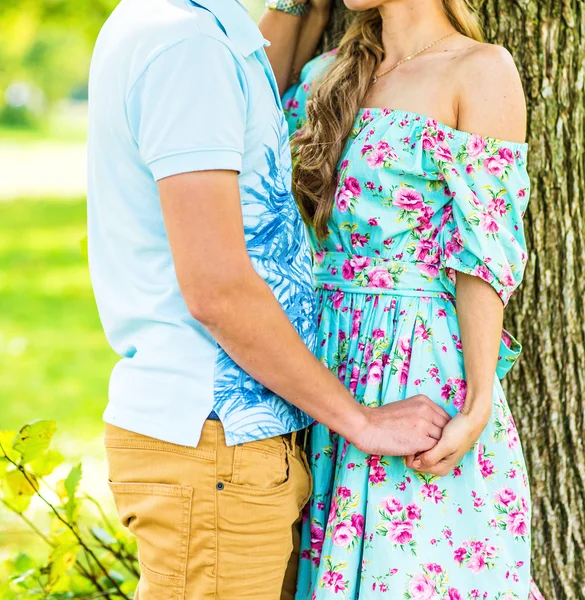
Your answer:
[342,405,374,452]
[460,399,492,430]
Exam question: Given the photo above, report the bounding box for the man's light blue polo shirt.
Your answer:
[87,0,316,447]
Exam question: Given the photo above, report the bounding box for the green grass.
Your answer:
[0,198,116,456]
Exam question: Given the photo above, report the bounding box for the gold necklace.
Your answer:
[371,32,456,84]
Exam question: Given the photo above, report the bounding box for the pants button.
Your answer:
[216,482,225,491]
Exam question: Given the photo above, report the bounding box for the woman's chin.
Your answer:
[343,0,386,11]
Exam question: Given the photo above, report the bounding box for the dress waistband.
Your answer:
[313,252,450,298]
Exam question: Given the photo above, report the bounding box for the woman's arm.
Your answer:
[407,44,527,476]
[408,274,503,475]
[259,1,331,94]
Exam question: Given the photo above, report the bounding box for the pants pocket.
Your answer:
[215,439,312,599]
[108,481,193,600]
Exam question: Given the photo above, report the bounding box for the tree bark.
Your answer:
[322,2,585,598]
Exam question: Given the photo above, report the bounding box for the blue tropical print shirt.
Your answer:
[88,0,316,447]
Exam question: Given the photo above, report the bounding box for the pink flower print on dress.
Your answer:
[415,238,442,265]
[479,211,500,233]
[314,249,326,263]
[388,519,414,545]
[349,365,360,393]
[366,148,387,168]
[350,233,369,248]
[448,588,462,600]
[332,521,358,547]
[406,503,422,520]
[337,361,347,383]
[351,513,365,537]
[474,264,494,284]
[344,176,361,196]
[417,205,435,230]
[422,129,438,150]
[322,570,346,593]
[498,146,515,165]
[454,547,466,563]
[381,495,403,515]
[421,483,444,504]
[415,322,431,341]
[337,486,352,499]
[393,186,424,211]
[468,553,487,573]
[488,196,508,217]
[435,143,454,163]
[342,260,355,281]
[361,144,373,157]
[369,464,387,485]
[466,134,486,159]
[310,522,324,554]
[495,487,517,507]
[398,335,412,356]
[506,510,528,537]
[407,573,436,600]
[367,360,384,385]
[369,267,394,289]
[331,290,344,310]
[335,187,352,213]
[484,156,508,177]
[500,263,516,289]
[284,97,299,111]
[441,377,468,410]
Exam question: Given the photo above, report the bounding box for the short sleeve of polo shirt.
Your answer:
[128,35,247,180]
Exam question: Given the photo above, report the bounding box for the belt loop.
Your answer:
[290,431,297,457]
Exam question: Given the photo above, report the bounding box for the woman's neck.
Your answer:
[378,0,456,66]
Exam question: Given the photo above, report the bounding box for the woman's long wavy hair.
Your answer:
[292,1,484,240]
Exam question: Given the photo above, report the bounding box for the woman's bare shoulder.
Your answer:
[452,41,527,143]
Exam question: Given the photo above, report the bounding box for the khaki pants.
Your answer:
[105,421,312,600]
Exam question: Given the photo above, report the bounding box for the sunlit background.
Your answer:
[0,0,264,569]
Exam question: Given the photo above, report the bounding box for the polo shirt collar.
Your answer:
[192,0,269,57]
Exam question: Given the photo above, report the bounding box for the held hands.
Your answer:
[405,404,492,477]
[352,395,451,457]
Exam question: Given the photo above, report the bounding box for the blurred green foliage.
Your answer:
[0,0,265,125]
[0,0,117,124]
[0,199,117,442]
[1,420,139,599]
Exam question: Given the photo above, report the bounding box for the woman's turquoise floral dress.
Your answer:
[284,52,543,600]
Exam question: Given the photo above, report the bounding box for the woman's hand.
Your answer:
[405,403,491,477]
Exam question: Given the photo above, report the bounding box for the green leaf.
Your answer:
[29,450,64,477]
[64,463,82,499]
[3,468,37,512]
[13,552,36,573]
[0,430,18,462]
[12,420,57,464]
[9,568,36,586]
[48,544,79,586]
[64,463,82,522]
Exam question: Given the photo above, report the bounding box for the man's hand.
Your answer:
[404,407,491,477]
[352,395,451,457]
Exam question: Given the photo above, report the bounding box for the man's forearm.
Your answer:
[456,273,504,420]
[194,268,369,442]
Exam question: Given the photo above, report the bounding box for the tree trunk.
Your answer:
[322,3,585,598]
